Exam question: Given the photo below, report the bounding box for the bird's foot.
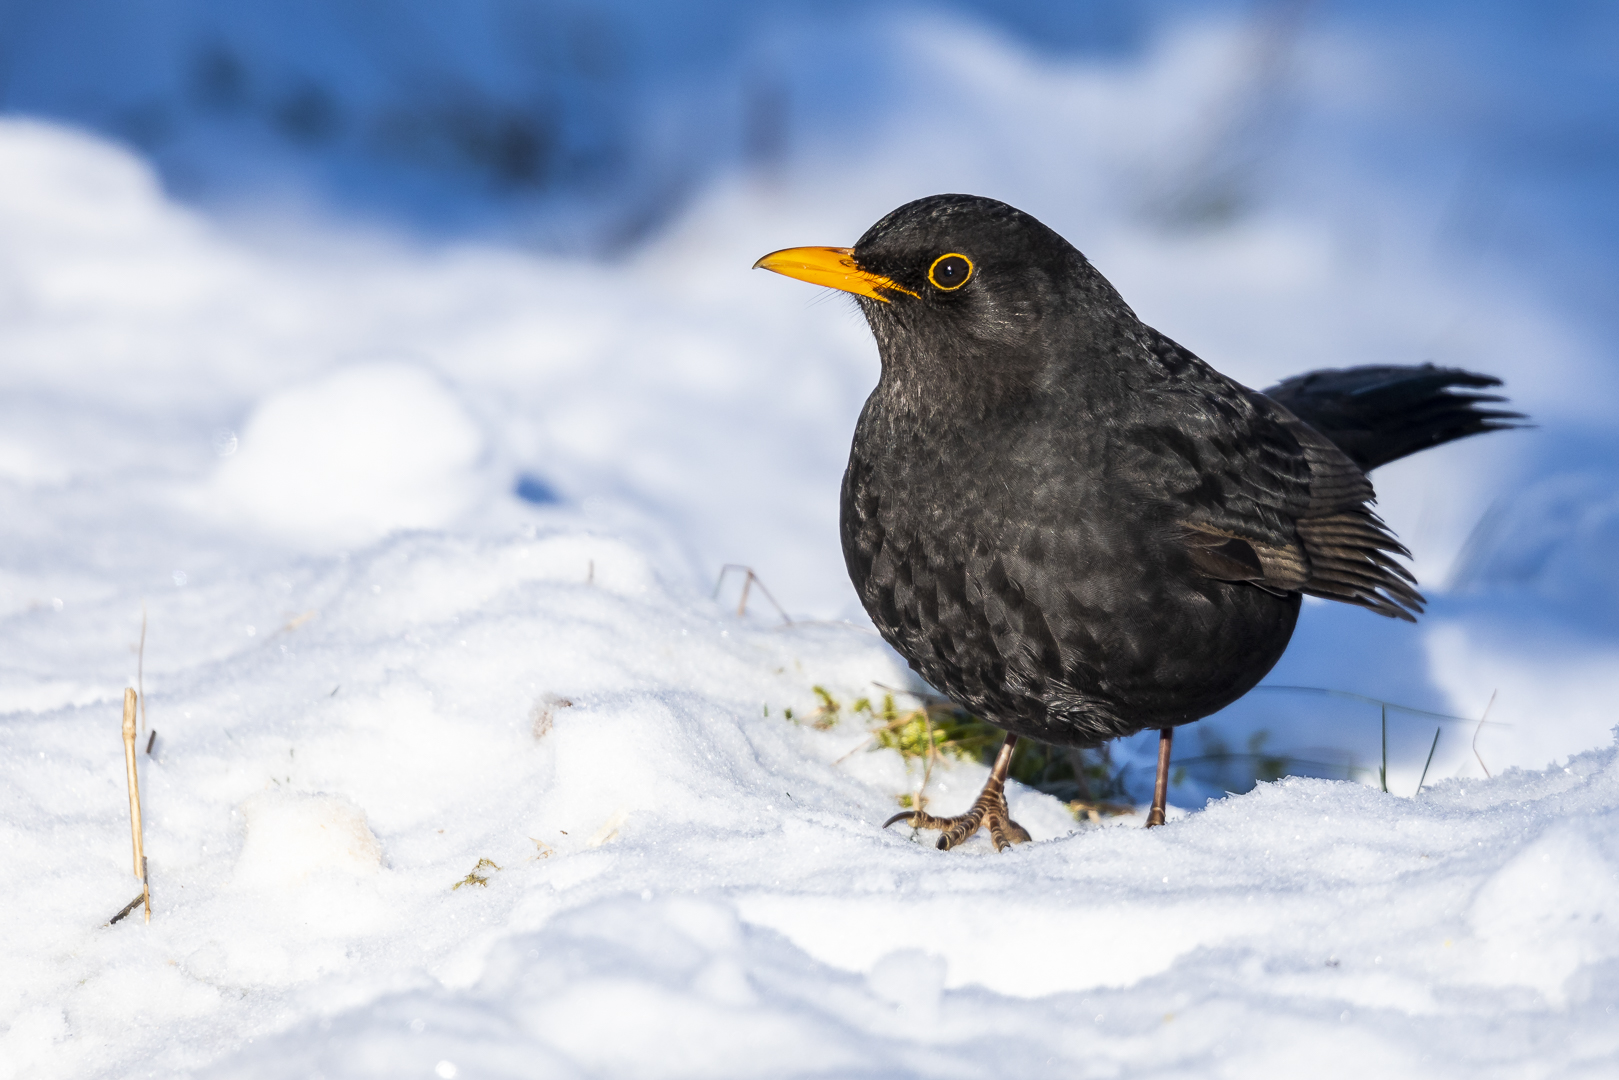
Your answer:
[883,779,1031,852]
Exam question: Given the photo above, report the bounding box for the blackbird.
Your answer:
[755,194,1521,850]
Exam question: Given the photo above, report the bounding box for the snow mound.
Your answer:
[1466,823,1619,1005]
[234,791,384,888]
[208,363,491,548]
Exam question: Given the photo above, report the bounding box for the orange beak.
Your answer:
[752,246,918,302]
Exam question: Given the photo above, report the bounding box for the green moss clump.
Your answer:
[865,694,1002,762]
[809,686,840,730]
[452,857,501,890]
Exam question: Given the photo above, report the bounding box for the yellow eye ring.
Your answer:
[928,253,974,291]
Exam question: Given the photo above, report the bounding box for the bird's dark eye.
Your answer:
[928,253,973,292]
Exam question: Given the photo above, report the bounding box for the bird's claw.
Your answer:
[882,785,1031,852]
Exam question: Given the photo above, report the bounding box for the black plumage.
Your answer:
[755,193,1521,847]
[1265,363,1520,473]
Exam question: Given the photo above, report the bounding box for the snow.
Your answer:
[206,364,493,548]
[3,5,1619,1077]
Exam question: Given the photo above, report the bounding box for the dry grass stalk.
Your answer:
[121,688,151,922]
[280,609,318,633]
[912,707,939,813]
[1471,689,1498,778]
[530,695,573,739]
[108,892,145,926]
[712,564,792,624]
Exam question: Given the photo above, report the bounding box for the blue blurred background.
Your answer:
[1,0,1614,297]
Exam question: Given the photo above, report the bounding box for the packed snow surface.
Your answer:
[3,9,1619,1078]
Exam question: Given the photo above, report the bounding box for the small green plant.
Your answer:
[452,857,501,890]
[867,694,1002,762]
[809,686,841,730]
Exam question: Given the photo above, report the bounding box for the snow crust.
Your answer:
[3,8,1619,1077]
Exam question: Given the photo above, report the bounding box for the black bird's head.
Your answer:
[755,194,1135,409]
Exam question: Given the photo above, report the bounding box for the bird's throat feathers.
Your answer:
[864,304,1041,425]
[860,281,1140,431]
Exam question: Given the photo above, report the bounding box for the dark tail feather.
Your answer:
[1262,364,1527,472]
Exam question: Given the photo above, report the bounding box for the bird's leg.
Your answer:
[1145,727,1174,827]
[883,734,1032,852]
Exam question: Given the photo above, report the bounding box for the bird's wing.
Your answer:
[1133,333,1424,621]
